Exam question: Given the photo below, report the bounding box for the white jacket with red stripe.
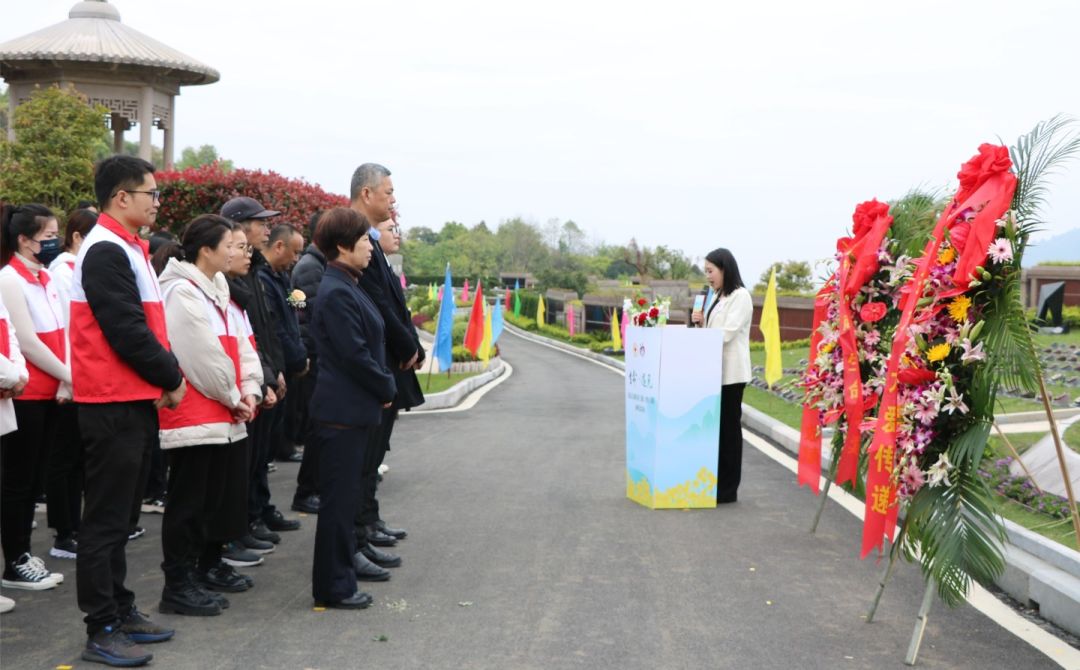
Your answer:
[157,259,262,449]
[0,299,29,436]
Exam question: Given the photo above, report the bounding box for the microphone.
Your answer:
[689,286,709,328]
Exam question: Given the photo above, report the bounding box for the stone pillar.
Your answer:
[163,95,175,169]
[6,92,15,142]
[138,85,153,162]
[112,113,125,154]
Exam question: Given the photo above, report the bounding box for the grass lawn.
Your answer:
[994,495,1079,550]
[986,431,1044,459]
[418,370,481,394]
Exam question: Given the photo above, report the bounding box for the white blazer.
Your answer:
[704,286,752,385]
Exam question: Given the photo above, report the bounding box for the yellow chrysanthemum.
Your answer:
[927,343,951,363]
[947,295,972,323]
[938,247,956,264]
[820,341,836,354]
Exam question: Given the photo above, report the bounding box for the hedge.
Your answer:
[154,164,348,234]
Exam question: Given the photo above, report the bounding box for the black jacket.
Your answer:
[258,261,307,375]
[236,250,284,388]
[82,242,183,392]
[310,264,396,427]
[291,243,327,357]
[357,242,425,410]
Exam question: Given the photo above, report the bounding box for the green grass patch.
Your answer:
[743,386,802,430]
[986,431,1044,459]
[994,495,1079,550]
[1064,421,1080,455]
[418,370,482,394]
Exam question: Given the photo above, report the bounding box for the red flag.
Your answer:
[505,287,511,309]
[463,281,485,357]
[798,283,832,493]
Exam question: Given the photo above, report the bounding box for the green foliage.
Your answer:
[1010,115,1080,240]
[748,337,810,351]
[1036,260,1080,267]
[121,140,163,170]
[0,85,107,210]
[177,144,234,172]
[887,189,946,257]
[0,85,8,135]
[753,260,814,294]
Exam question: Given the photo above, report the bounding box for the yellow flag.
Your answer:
[611,308,622,351]
[480,302,493,365]
[761,267,782,388]
[537,294,546,328]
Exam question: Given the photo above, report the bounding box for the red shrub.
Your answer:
[154,163,348,234]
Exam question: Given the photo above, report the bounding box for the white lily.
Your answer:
[927,453,953,488]
[942,388,969,415]
[960,339,986,364]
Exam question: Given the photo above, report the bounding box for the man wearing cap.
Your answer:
[220,198,301,565]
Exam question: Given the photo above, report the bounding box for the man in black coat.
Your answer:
[290,227,327,514]
[350,163,425,554]
[221,198,301,558]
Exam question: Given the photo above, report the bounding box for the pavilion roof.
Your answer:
[0,1,219,85]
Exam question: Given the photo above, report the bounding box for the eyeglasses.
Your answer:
[123,189,161,201]
[385,225,401,235]
[241,244,254,257]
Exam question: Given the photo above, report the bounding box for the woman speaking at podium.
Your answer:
[691,248,752,503]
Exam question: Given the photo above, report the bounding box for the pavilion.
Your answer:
[0,0,219,169]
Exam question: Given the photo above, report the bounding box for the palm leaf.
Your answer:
[1009,115,1080,245]
[888,189,946,257]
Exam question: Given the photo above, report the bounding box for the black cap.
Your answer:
[220,196,280,222]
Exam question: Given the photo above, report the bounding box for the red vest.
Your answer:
[0,315,10,359]
[0,261,66,400]
[70,214,170,403]
[159,283,242,431]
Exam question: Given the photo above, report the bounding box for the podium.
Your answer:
[625,325,723,508]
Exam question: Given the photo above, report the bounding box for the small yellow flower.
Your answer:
[820,341,836,354]
[947,295,971,323]
[927,343,951,363]
[938,246,956,264]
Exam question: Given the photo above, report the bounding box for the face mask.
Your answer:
[34,238,63,266]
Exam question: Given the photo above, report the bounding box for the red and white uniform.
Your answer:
[0,261,66,400]
[69,214,169,403]
[0,299,29,435]
[157,259,262,449]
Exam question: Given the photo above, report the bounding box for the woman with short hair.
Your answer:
[308,208,396,609]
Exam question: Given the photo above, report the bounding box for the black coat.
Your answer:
[310,265,396,427]
[357,242,425,410]
[258,262,308,375]
[291,243,326,357]
[236,251,284,388]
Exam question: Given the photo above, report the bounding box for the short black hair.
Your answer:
[314,208,370,261]
[705,248,745,296]
[94,155,156,211]
[76,200,96,210]
[268,223,298,247]
[1,203,55,266]
[153,215,234,269]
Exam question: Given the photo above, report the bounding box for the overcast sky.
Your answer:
[6,0,1080,282]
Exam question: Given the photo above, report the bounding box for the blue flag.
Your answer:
[491,296,504,344]
[434,264,456,372]
[514,278,520,291]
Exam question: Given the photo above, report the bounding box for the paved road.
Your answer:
[1,333,1070,669]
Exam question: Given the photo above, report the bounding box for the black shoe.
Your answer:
[316,591,373,610]
[206,591,230,609]
[351,551,391,582]
[285,450,304,463]
[127,526,146,541]
[375,519,407,540]
[247,522,280,546]
[359,542,401,568]
[364,524,398,547]
[119,609,175,644]
[159,581,222,616]
[291,494,321,514]
[221,542,264,568]
[83,625,153,667]
[264,510,301,532]
[199,563,252,593]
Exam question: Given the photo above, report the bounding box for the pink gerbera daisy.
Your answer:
[987,238,1013,263]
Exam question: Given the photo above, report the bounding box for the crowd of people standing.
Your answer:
[0,156,424,667]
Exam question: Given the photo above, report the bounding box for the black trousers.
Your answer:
[294,367,319,500]
[311,423,368,603]
[47,403,83,539]
[142,434,167,502]
[0,400,57,565]
[247,406,278,524]
[357,407,396,527]
[76,401,156,635]
[717,383,746,503]
[161,439,248,583]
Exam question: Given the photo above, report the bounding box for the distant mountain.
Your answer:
[1023,228,1080,267]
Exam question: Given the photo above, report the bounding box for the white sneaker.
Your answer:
[0,594,14,613]
[377,464,390,475]
[1,553,58,590]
